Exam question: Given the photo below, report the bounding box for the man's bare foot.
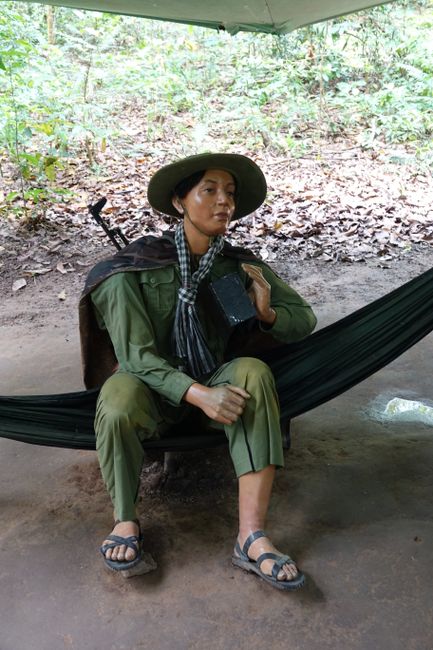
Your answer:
[236,531,300,582]
[102,520,140,563]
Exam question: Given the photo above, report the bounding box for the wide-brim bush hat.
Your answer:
[147,152,267,220]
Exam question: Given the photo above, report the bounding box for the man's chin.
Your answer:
[213,218,230,232]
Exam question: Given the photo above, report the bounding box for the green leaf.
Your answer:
[37,122,55,136]
[45,164,56,181]
[21,152,41,165]
[44,155,59,167]
[0,56,6,71]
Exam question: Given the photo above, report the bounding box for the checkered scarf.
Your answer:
[173,223,224,378]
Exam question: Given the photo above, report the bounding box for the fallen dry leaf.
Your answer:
[56,262,67,274]
[24,268,52,276]
[12,278,27,292]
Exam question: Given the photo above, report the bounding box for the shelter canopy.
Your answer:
[8,0,395,34]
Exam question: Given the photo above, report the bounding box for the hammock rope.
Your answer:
[1,264,433,451]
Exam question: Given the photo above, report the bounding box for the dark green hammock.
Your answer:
[1,264,432,451]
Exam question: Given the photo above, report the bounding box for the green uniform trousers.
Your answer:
[95,357,284,521]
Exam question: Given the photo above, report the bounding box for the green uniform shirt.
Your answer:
[90,254,317,406]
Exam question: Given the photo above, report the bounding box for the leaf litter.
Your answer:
[64,144,432,264]
[1,141,432,289]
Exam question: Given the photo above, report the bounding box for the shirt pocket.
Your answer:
[139,266,177,313]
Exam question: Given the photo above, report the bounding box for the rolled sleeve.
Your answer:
[247,261,317,343]
[259,302,317,342]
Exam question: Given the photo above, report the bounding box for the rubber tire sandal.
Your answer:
[232,530,305,591]
[100,520,143,572]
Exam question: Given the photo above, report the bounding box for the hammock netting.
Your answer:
[1,264,432,452]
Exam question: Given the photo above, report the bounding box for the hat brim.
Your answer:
[147,153,267,220]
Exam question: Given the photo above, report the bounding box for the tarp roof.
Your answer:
[8,0,395,35]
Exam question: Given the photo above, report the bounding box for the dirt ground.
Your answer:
[1,222,433,650]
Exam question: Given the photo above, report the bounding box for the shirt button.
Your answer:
[150,278,156,284]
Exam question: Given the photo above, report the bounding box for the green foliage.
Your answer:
[0,0,432,220]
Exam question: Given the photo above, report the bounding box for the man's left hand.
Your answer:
[241,263,276,325]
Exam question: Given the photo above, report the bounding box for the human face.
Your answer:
[174,169,236,238]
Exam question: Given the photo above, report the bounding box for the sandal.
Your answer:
[100,519,143,572]
[232,530,305,591]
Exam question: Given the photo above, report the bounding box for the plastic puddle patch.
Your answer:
[383,398,433,425]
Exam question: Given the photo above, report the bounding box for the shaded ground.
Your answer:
[1,220,432,649]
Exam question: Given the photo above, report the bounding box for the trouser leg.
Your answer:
[206,357,284,477]
[94,372,167,521]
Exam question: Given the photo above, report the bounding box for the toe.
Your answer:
[284,563,298,579]
[115,545,127,561]
[102,541,113,560]
[125,546,136,562]
[278,562,298,581]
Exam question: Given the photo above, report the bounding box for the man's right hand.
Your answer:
[184,383,250,425]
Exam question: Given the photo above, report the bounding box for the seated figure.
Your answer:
[82,152,317,590]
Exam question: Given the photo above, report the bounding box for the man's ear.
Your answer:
[172,196,184,215]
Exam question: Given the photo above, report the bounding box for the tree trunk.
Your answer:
[46,5,55,45]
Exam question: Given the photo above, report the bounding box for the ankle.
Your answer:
[238,526,265,544]
[112,520,139,534]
